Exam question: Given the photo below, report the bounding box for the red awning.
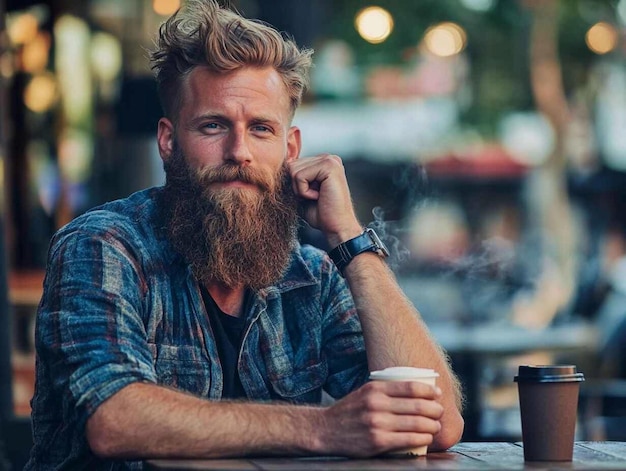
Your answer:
[425,144,529,178]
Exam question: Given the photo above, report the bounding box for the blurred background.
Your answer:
[1,0,626,468]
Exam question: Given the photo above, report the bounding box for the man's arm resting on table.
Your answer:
[342,250,465,450]
[86,379,445,459]
[86,382,322,459]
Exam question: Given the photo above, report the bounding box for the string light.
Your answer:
[22,31,50,73]
[7,13,39,46]
[153,0,181,16]
[423,22,467,57]
[585,22,618,55]
[91,32,122,82]
[355,6,394,44]
[24,73,58,113]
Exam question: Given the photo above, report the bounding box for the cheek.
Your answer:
[251,139,285,161]
[185,141,224,168]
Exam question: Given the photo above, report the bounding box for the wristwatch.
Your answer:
[328,227,390,275]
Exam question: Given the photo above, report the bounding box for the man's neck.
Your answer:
[206,283,247,318]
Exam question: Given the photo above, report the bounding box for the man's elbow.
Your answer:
[86,409,125,458]
[433,411,464,451]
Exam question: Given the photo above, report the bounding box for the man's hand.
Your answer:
[289,153,465,450]
[316,381,444,457]
[288,154,362,247]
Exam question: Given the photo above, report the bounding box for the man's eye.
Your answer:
[252,125,271,133]
[201,122,228,133]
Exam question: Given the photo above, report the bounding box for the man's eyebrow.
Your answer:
[189,114,280,126]
[189,113,229,126]
[250,116,280,126]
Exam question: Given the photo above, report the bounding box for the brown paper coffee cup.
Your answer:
[514,365,584,461]
[369,367,439,457]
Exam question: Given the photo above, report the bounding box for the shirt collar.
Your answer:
[266,241,318,294]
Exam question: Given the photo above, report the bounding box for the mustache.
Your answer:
[196,164,273,192]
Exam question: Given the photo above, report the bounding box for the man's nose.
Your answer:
[225,128,253,165]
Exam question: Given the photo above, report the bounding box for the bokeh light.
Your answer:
[0,52,14,79]
[91,32,122,82]
[355,6,394,44]
[459,0,495,12]
[423,22,467,57]
[585,22,619,54]
[153,0,181,16]
[21,31,50,73]
[58,130,93,183]
[55,14,92,125]
[23,72,58,113]
[7,13,39,46]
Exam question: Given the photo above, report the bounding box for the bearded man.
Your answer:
[26,1,464,469]
[161,145,300,291]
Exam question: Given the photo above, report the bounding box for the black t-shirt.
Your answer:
[200,287,247,399]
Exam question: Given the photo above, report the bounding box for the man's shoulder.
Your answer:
[66,187,159,227]
[88,186,160,219]
[53,187,164,245]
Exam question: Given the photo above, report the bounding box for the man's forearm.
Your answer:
[343,251,464,448]
[86,382,325,459]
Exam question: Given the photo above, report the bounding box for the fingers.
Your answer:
[364,430,436,455]
[321,382,445,457]
[287,154,344,200]
[366,378,442,400]
[361,382,444,421]
[290,165,322,201]
[367,396,444,420]
[361,409,442,435]
[286,154,360,238]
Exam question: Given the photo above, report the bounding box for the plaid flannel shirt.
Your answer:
[26,187,368,470]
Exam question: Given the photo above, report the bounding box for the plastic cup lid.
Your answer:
[514,365,585,383]
[369,366,439,381]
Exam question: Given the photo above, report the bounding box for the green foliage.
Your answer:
[325,0,620,129]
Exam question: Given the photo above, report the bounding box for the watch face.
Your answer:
[365,228,390,257]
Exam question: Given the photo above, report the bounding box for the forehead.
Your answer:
[179,66,292,120]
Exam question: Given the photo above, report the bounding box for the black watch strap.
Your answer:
[328,228,390,275]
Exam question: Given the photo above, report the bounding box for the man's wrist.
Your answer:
[288,405,329,455]
[326,226,363,249]
[309,406,330,455]
[328,228,390,275]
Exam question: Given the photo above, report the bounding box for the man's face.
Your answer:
[157,66,301,192]
[157,66,303,289]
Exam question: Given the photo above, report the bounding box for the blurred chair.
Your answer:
[0,426,9,471]
[580,379,626,440]
[0,218,32,469]
[579,288,626,440]
[0,215,13,469]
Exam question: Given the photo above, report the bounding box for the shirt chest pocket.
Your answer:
[268,360,328,404]
[148,344,211,397]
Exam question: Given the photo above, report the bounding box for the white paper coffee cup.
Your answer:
[369,367,439,457]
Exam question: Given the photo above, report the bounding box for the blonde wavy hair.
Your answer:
[150,0,313,122]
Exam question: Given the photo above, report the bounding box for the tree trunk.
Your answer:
[516,0,578,326]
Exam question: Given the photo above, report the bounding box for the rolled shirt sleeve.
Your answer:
[36,213,158,431]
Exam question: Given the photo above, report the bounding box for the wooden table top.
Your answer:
[144,441,626,470]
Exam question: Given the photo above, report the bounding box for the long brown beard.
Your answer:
[160,146,300,290]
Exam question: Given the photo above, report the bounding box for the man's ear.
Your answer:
[286,126,301,162]
[157,118,175,162]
